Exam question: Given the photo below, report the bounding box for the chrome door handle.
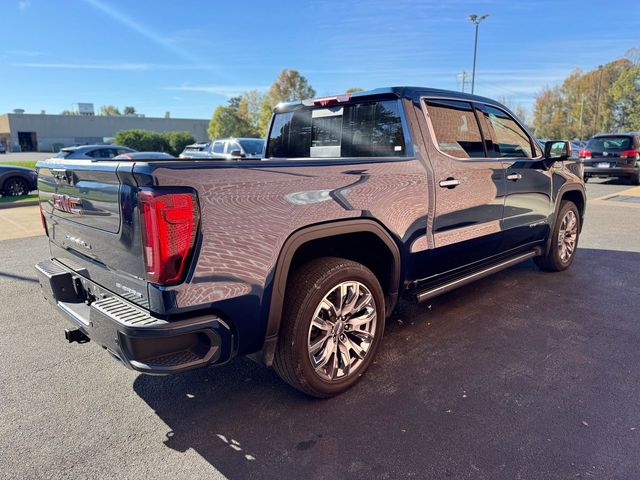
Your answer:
[439,178,460,189]
[506,173,522,181]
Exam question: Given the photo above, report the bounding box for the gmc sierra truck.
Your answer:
[35,87,585,397]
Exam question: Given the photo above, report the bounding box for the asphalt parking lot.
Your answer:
[1,180,639,480]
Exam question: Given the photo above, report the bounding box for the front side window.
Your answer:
[266,100,406,159]
[480,105,533,158]
[424,100,484,158]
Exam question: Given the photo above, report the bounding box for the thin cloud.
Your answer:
[6,49,43,56]
[81,0,204,65]
[18,0,31,11]
[14,62,213,71]
[164,84,269,98]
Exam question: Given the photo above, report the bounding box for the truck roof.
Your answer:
[275,86,501,112]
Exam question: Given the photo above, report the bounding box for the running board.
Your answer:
[412,250,538,303]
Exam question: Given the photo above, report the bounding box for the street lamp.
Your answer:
[468,13,489,95]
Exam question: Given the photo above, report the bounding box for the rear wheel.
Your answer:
[631,170,640,186]
[2,177,29,196]
[534,200,580,272]
[273,257,385,398]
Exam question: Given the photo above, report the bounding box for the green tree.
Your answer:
[123,106,136,116]
[60,110,77,115]
[345,87,364,93]
[100,105,122,116]
[238,89,265,134]
[258,69,316,135]
[610,64,640,131]
[208,96,260,139]
[162,131,195,156]
[114,129,167,151]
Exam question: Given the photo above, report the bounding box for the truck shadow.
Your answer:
[133,248,640,479]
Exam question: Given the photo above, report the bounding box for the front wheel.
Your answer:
[2,177,30,196]
[534,200,580,272]
[273,257,385,397]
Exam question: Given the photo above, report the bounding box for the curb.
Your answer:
[0,200,39,210]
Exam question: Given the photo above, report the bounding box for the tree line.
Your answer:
[533,49,640,140]
[208,69,362,139]
[61,105,138,116]
[113,129,195,156]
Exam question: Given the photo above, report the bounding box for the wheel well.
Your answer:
[288,232,397,307]
[560,189,585,227]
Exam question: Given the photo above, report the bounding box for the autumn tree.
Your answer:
[532,58,634,139]
[610,64,640,131]
[123,106,136,115]
[258,69,316,135]
[345,87,364,93]
[208,96,260,139]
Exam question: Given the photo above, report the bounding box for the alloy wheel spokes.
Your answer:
[558,210,578,262]
[308,281,377,381]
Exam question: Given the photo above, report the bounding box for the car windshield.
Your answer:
[586,136,632,152]
[55,149,73,158]
[239,139,264,156]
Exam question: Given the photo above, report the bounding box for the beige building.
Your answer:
[0,113,209,152]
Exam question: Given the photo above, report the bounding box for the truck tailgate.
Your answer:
[38,159,149,308]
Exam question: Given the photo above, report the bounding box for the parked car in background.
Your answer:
[0,165,38,196]
[179,137,264,160]
[0,143,7,154]
[55,145,136,160]
[114,152,175,160]
[180,143,209,156]
[35,86,585,397]
[581,133,640,184]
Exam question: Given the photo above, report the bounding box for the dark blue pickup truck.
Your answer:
[35,87,585,397]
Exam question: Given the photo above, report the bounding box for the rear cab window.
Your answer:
[424,100,485,158]
[266,99,406,159]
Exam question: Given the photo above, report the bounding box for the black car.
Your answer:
[581,133,640,184]
[0,165,38,196]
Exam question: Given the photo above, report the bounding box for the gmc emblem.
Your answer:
[52,194,83,215]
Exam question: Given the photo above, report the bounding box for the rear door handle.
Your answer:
[506,173,522,181]
[439,178,460,189]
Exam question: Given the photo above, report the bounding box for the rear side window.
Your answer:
[212,141,225,154]
[480,105,533,158]
[266,100,406,158]
[424,100,484,158]
[87,148,117,159]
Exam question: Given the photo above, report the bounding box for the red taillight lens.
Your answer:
[579,149,591,159]
[301,93,352,107]
[39,203,48,237]
[620,149,639,159]
[138,189,200,285]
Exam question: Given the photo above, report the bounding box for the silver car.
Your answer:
[179,138,264,160]
[55,145,136,160]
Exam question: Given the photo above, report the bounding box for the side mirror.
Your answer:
[544,140,570,162]
[229,149,244,159]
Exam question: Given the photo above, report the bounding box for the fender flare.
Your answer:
[258,218,402,366]
[545,183,586,254]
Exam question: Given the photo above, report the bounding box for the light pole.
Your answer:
[592,65,604,135]
[468,14,489,95]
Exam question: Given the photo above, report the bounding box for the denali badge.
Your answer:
[52,193,83,214]
[115,283,143,299]
[65,234,91,250]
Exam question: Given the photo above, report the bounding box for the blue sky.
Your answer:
[1,0,638,119]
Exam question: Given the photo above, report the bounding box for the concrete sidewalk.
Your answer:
[0,205,43,240]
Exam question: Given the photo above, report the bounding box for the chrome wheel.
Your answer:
[307,281,377,381]
[557,210,578,263]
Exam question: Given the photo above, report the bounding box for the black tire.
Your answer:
[273,257,385,398]
[2,177,30,196]
[534,200,580,272]
[631,170,640,186]
[583,175,589,183]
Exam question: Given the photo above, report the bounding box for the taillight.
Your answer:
[579,149,591,160]
[620,149,639,159]
[39,203,48,237]
[138,189,200,285]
